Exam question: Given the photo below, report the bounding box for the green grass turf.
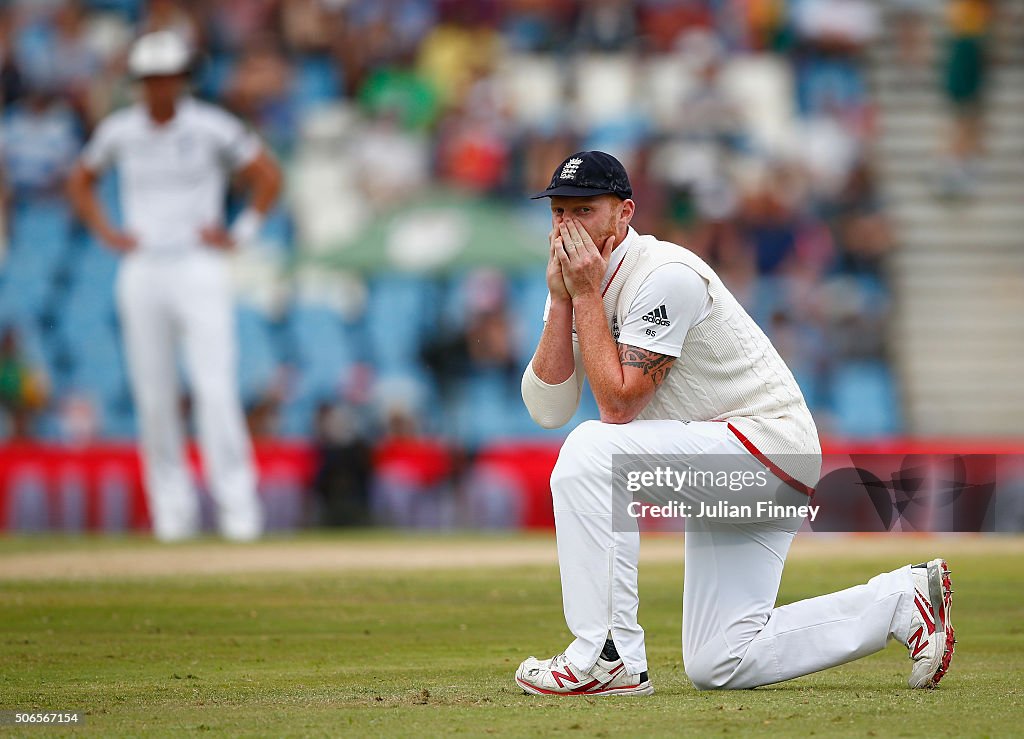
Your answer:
[1,535,1023,737]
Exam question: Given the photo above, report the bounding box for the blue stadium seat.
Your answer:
[8,201,72,268]
[279,397,316,439]
[236,306,279,404]
[373,368,441,435]
[102,400,137,440]
[365,275,439,373]
[56,297,116,360]
[96,171,122,223]
[288,303,359,404]
[195,54,236,100]
[32,408,64,442]
[71,330,127,401]
[451,372,508,445]
[81,0,142,19]
[510,267,549,364]
[0,248,61,317]
[293,56,341,110]
[449,370,542,445]
[73,240,120,284]
[751,275,787,328]
[1,203,72,310]
[831,360,900,437]
[791,367,823,413]
[256,205,292,252]
[0,308,47,366]
[438,270,475,330]
[63,273,117,322]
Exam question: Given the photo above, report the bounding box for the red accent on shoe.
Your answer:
[931,561,956,686]
[550,666,578,688]
[914,591,936,633]
[908,626,929,659]
[586,682,644,694]
[516,677,646,696]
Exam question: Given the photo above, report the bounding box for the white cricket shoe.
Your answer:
[515,652,653,696]
[905,558,955,689]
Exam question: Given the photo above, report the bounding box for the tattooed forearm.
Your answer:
[618,344,675,387]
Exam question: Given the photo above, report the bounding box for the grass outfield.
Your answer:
[1,534,1023,737]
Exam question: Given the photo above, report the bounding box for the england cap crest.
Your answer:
[531,150,633,200]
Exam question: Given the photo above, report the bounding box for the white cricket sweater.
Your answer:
[603,232,822,492]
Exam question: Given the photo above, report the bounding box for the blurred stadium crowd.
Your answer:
[0,0,927,455]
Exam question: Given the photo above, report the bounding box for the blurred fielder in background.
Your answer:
[67,31,282,542]
[516,151,954,695]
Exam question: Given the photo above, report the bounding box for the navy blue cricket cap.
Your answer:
[530,150,633,200]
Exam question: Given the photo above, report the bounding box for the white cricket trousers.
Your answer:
[551,419,916,689]
[116,249,262,541]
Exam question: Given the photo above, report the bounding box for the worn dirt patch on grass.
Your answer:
[1,533,1020,581]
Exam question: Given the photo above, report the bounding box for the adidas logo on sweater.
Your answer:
[641,305,671,326]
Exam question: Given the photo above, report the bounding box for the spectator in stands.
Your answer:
[769,308,827,409]
[353,107,431,206]
[224,34,296,154]
[647,31,744,258]
[57,393,99,446]
[637,0,712,53]
[435,64,512,194]
[500,0,574,53]
[312,401,373,526]
[0,324,50,439]
[0,11,27,107]
[346,0,436,56]
[333,2,403,96]
[280,0,339,55]
[203,0,279,54]
[245,367,288,439]
[574,0,638,52]
[890,0,933,69]
[422,269,518,398]
[823,275,890,365]
[733,0,790,52]
[738,169,804,275]
[13,1,105,122]
[417,1,501,107]
[792,0,880,53]
[831,158,894,275]
[792,0,877,139]
[357,46,440,132]
[0,85,81,203]
[139,0,201,51]
[937,0,993,198]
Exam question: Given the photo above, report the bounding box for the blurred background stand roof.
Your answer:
[300,189,548,275]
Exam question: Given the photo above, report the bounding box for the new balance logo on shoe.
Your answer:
[908,588,936,658]
[907,626,929,659]
[550,665,579,688]
[914,589,936,633]
[641,305,670,326]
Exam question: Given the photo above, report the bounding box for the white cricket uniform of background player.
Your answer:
[534,228,918,689]
[81,96,263,541]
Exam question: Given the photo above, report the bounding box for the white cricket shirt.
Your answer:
[81,96,261,253]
